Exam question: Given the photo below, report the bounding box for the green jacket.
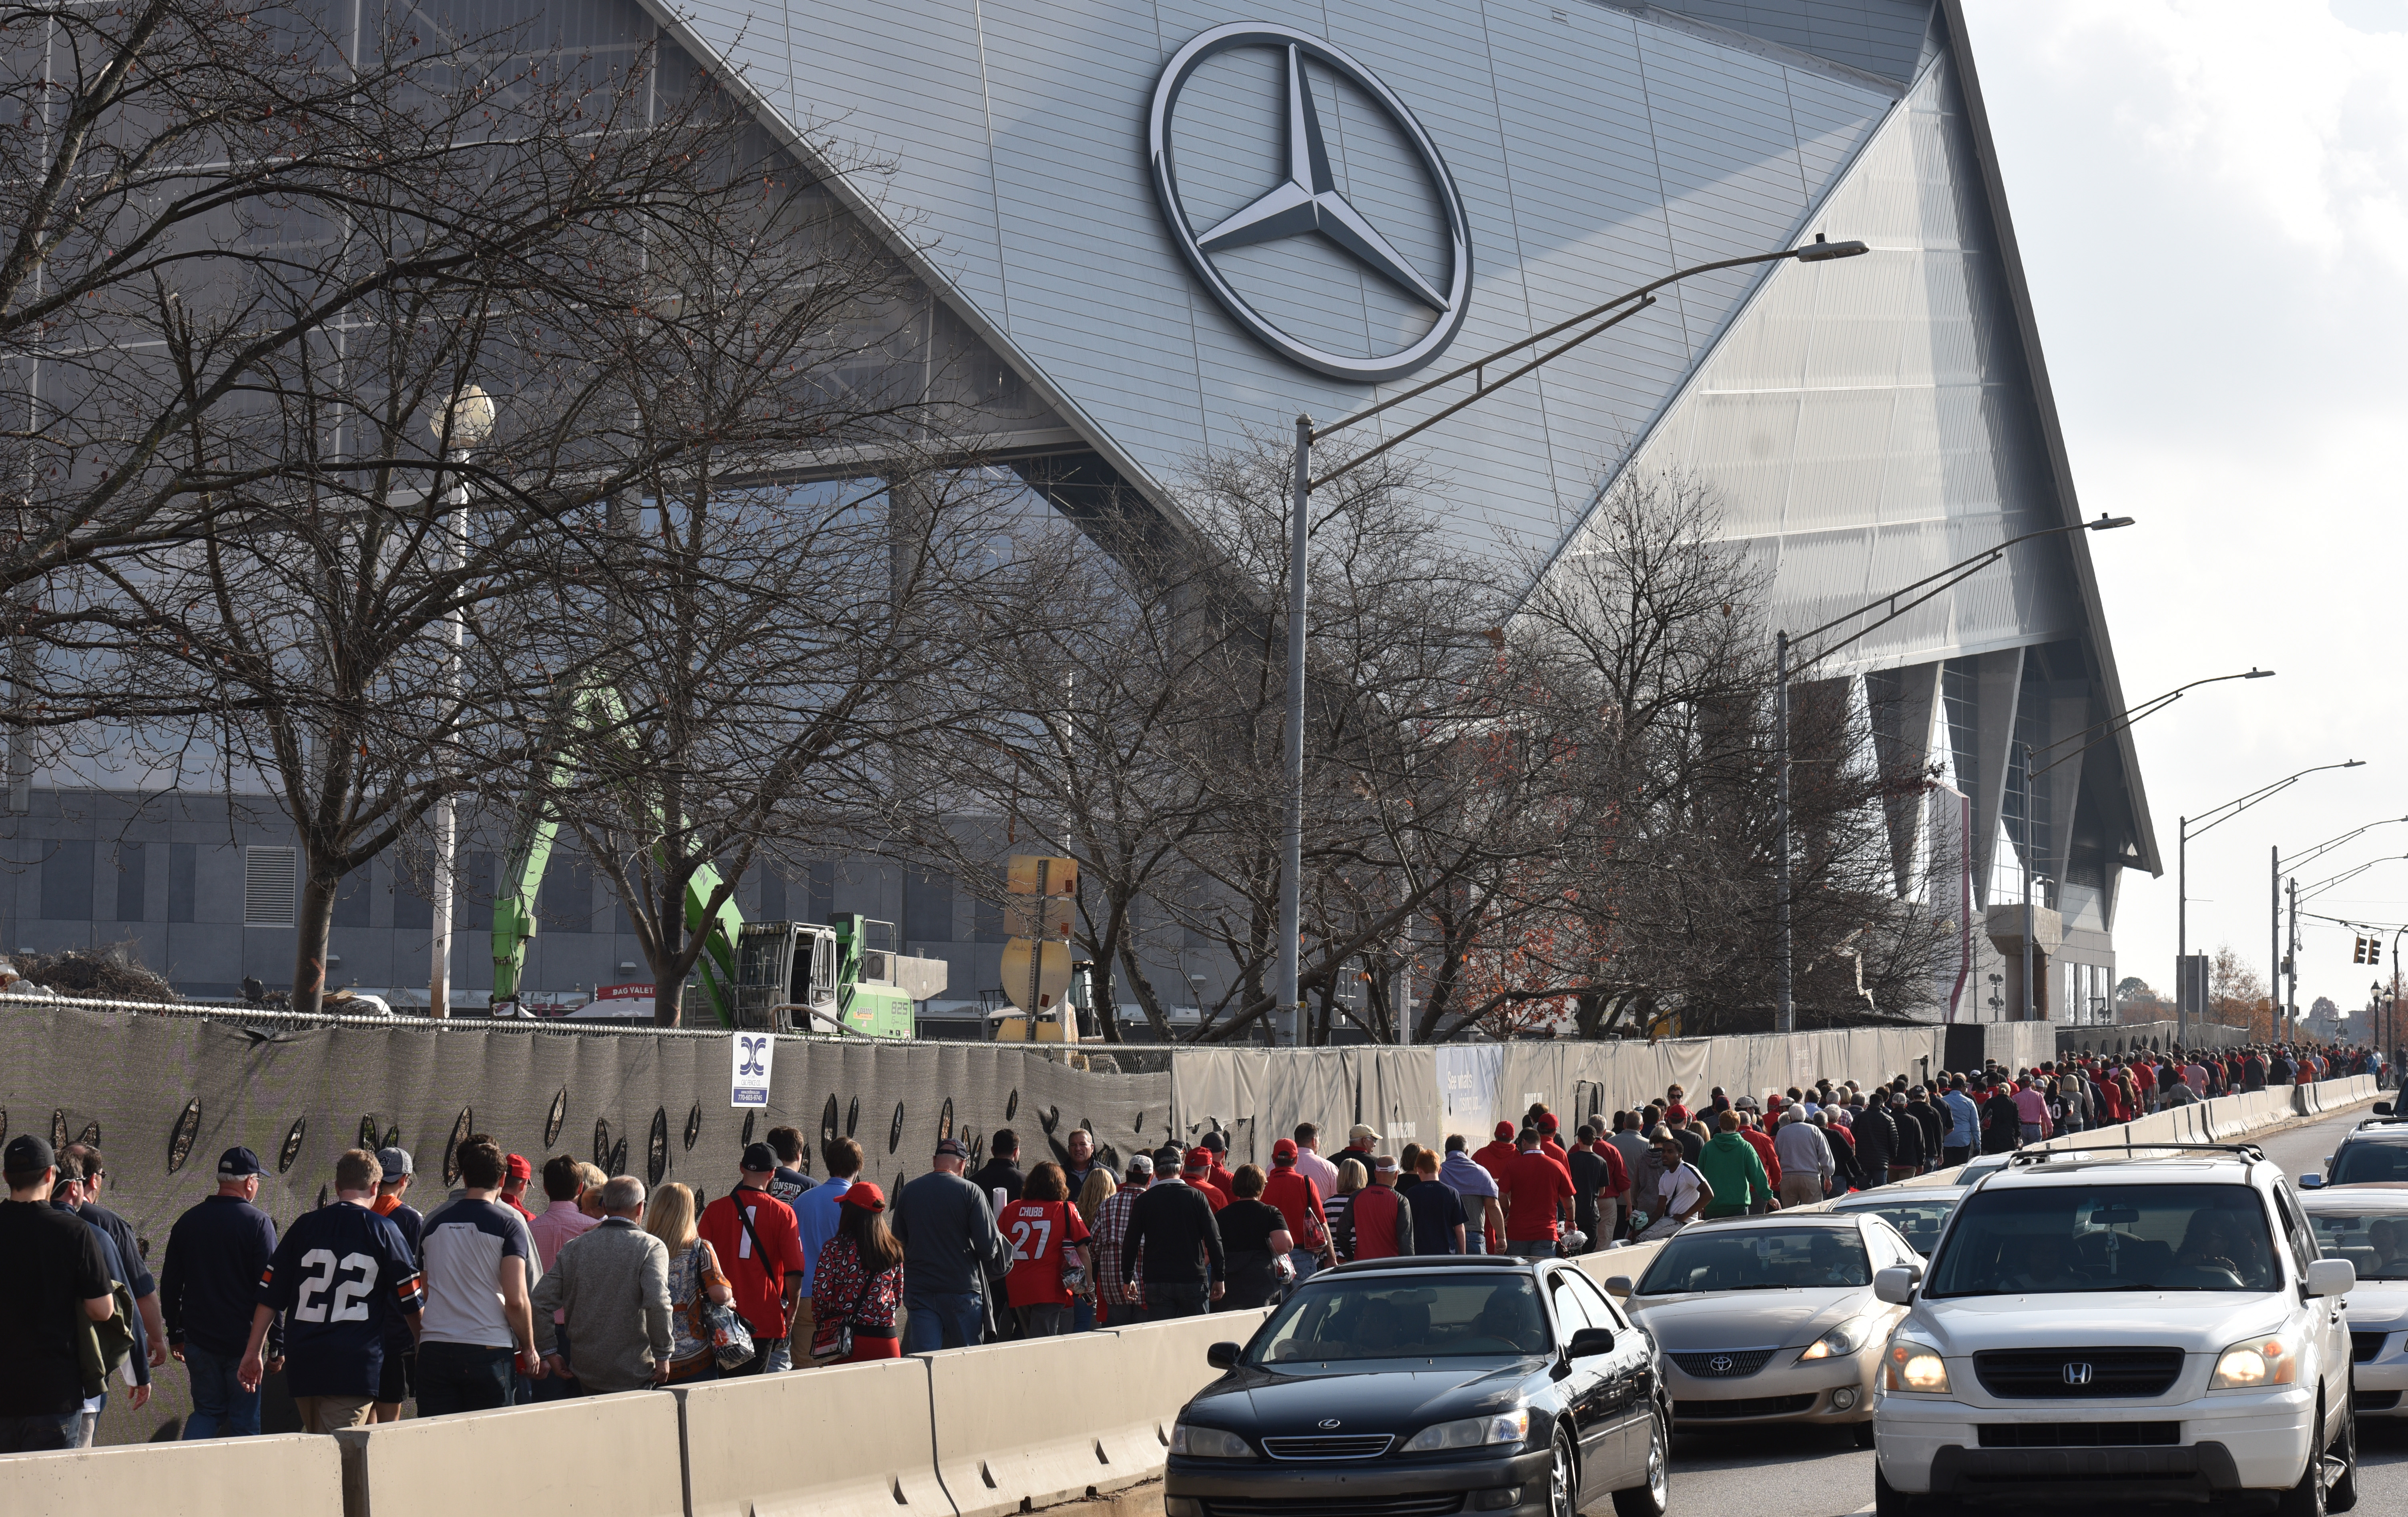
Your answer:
[1696,1132,1770,1215]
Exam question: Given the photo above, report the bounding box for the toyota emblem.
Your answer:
[1318,1418,1343,1430]
[1709,1355,1734,1374]
[2063,1362,2093,1387]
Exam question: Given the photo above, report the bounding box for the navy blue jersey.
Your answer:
[257,1202,423,1398]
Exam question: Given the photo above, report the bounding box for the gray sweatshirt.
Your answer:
[531,1217,672,1393]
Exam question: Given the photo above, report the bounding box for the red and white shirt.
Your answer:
[1002,1199,1092,1309]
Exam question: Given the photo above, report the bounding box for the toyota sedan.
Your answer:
[1166,1256,1671,1517]
[1607,1213,1917,1443]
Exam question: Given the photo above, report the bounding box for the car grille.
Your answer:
[2353,1331,2391,1364]
[1261,1435,1397,1461]
[1670,1349,1775,1379]
[1673,1394,1817,1420]
[1973,1347,2184,1399]
[1976,1422,2180,1449]
[1204,1498,1463,1517]
[2360,1391,2402,1412]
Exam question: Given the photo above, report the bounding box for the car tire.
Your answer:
[2276,1394,2331,1517]
[1611,1406,1670,1517]
[1543,1428,1579,1517]
[2328,1392,2360,1514]
[1852,1420,1878,1451]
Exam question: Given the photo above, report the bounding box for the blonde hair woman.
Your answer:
[645,1182,733,1381]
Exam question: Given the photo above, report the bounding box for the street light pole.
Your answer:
[425,386,494,1020]
[1274,234,1871,1043]
[1774,630,1792,1034]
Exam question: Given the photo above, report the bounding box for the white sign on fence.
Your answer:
[730,1032,774,1108]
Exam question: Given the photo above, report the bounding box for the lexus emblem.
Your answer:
[1709,1355,1734,1375]
[1318,1418,1343,1429]
[1146,23,1473,382]
[2063,1362,2093,1387]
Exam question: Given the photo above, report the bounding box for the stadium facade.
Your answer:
[4,0,2150,1024]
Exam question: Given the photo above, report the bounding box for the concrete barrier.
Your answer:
[334,1390,683,1517]
[678,1354,950,1517]
[926,1309,1267,1517]
[0,1431,339,1517]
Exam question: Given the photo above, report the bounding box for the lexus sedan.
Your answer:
[1607,1213,1918,1443]
[1166,1256,1671,1517]
[1826,1186,1965,1259]
[2301,1185,2408,1418]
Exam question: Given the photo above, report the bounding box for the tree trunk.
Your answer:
[291,865,341,1016]
[654,968,687,1028]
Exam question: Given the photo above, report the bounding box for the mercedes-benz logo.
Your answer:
[1709,1355,1734,1375]
[1318,1418,1343,1429]
[2063,1362,2093,1387]
[1147,23,1473,383]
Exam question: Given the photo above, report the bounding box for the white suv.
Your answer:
[1869,1146,2359,1515]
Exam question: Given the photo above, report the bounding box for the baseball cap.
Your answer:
[1200,1131,1227,1154]
[842,1181,887,1212]
[1348,1122,1381,1144]
[740,1142,778,1173]
[1182,1148,1212,1177]
[1125,1153,1156,1178]
[376,1146,414,1179]
[4,1133,54,1176]
[217,1145,265,1179]
[504,1153,532,1182]
[1493,1121,1515,1140]
[1536,1113,1559,1133]
[934,1137,967,1160]
[1271,1137,1299,1163]
[1734,1095,1759,1111]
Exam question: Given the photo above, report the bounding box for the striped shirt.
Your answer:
[1091,1185,1146,1312]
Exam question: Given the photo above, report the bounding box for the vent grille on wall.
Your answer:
[244,846,297,927]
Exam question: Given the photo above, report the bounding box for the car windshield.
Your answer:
[1248,1275,1549,1363]
[1635,1227,1870,1293]
[1840,1199,1957,1256]
[1926,1184,2280,1296]
[2306,1210,2408,1279]
[2330,1141,2408,1185]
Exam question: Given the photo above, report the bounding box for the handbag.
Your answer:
[810,1255,868,1365]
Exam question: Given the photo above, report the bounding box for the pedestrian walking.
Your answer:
[1214,1166,1292,1307]
[1399,1150,1468,1255]
[499,1154,536,1222]
[1636,1128,1712,1241]
[1,1135,117,1453]
[1498,1128,1575,1257]
[1120,1149,1226,1320]
[243,1149,422,1433]
[644,1182,732,1384]
[1336,1153,1413,1260]
[1885,1093,1925,1183]
[161,1144,279,1438]
[1773,1109,1832,1206]
[970,1129,1026,1206]
[891,1137,1008,1352]
[366,1146,423,1422]
[1092,1155,1152,1327]
[416,1135,545,1415]
[1438,1135,1507,1253]
[1698,1112,1776,1219]
[533,1176,673,1395]
[1323,1158,1367,1259]
[1071,1164,1117,1331]
[809,1183,905,1363]
[1939,1080,1978,1168]
[793,1135,862,1350]
[1062,1128,1103,1200]
[697,1144,808,1375]
[1289,1124,1340,1200]
[527,1153,600,1399]
[51,1152,152,1445]
[1001,1162,1092,1338]
[58,1144,168,1385]
[1258,1139,1330,1277]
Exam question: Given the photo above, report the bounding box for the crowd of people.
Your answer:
[0,1036,2377,1451]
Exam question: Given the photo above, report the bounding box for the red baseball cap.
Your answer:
[1493,1121,1515,1140]
[842,1182,887,1212]
[1272,1138,1299,1163]
[1537,1113,1559,1134]
[1182,1148,1213,1177]
[505,1154,532,1181]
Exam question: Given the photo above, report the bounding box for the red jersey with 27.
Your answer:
[1002,1199,1092,1308]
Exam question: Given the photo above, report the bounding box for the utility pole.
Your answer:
[1774,631,1792,1033]
[2177,818,2188,1046]
[425,386,494,1018]
[2286,878,2300,1039]
[2271,844,2281,1037]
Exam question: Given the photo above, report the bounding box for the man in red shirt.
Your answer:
[499,1154,536,1222]
[1261,1139,1333,1273]
[1180,1150,1229,1210]
[1198,1133,1238,1199]
[1499,1128,1575,1257]
[1336,1155,1411,1259]
[1471,1122,1518,1183]
[698,1143,808,1375]
[1535,1114,1569,1166]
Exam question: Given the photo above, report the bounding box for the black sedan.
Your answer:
[1164,1255,1670,1517]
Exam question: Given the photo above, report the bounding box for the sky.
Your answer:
[1959,0,2408,1024]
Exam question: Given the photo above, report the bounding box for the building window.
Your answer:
[903,868,953,943]
[41,841,92,921]
[114,842,146,922]
[168,843,197,923]
[244,846,297,927]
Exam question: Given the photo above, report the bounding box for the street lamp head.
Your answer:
[1794,232,1868,262]
[2086,513,2136,531]
[432,385,496,448]
[2346,760,2367,768]
[2243,668,2274,679]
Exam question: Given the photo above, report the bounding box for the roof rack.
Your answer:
[2007,1141,2265,1166]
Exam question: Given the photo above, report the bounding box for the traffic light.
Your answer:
[2355,937,2368,964]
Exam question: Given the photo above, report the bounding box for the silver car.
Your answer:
[2300,1186,2408,1419]
[1825,1186,1965,1259]
[1605,1214,1918,1445]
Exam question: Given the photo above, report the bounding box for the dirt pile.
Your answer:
[3,944,183,1003]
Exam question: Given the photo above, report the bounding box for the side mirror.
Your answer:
[2376,1102,2394,1116]
[1603,1276,1634,1299]
[1567,1327,1616,1359]
[1206,1341,1241,1370]
[1874,1265,1921,1306]
[2304,1259,2356,1299]
[2297,1174,2324,1190]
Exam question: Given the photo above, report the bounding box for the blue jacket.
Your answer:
[161,1194,279,1356]
[1941,1090,1980,1148]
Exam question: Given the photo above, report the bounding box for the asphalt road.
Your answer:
[1651,1100,2406,1516]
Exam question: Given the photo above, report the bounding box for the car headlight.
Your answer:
[1170,1422,1255,1459]
[1400,1409,1531,1453]
[2211,1334,2300,1390]
[1882,1336,1950,1394]
[1799,1318,1870,1361]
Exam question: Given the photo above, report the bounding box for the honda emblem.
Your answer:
[2063,1362,2093,1387]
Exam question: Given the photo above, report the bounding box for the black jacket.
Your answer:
[1121,1178,1226,1286]
[1886,1106,1925,1168]
[1906,1101,1944,1163]
[1853,1106,1897,1171]
[969,1159,1026,1205]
